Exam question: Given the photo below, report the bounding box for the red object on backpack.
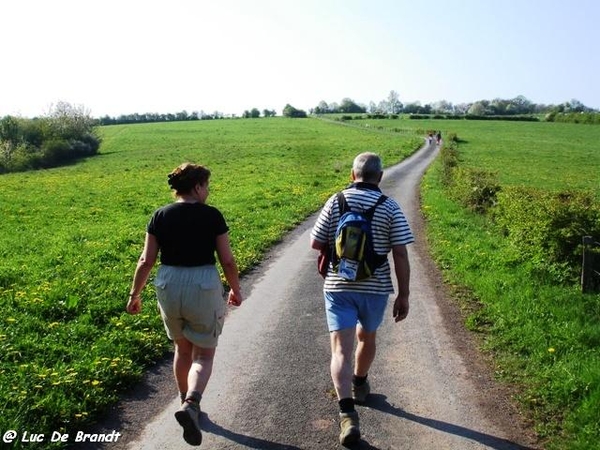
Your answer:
[317,248,330,278]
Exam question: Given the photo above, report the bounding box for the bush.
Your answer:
[438,135,500,213]
[43,139,72,165]
[450,167,500,214]
[3,144,39,172]
[71,133,101,157]
[494,186,600,283]
[446,132,459,143]
[548,112,600,125]
[282,104,307,118]
[0,104,101,173]
[464,115,539,122]
[439,141,460,187]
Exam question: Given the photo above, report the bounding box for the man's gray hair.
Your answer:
[353,152,383,183]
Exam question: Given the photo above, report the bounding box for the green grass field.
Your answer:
[0,117,422,448]
[411,119,600,450]
[1,115,598,449]
[345,117,600,194]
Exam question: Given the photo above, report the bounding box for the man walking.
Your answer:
[310,152,413,445]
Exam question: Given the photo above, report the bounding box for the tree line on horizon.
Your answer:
[311,91,597,116]
[1,93,598,174]
[89,91,597,126]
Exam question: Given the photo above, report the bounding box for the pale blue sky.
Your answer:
[0,0,597,117]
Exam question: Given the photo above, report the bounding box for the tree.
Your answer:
[313,101,330,114]
[48,101,95,139]
[467,101,487,116]
[567,99,585,112]
[0,115,21,145]
[339,98,366,114]
[403,102,421,114]
[282,104,307,118]
[507,95,532,114]
[0,115,21,161]
[490,98,509,115]
[454,103,470,115]
[376,100,388,114]
[387,90,403,114]
[431,100,453,114]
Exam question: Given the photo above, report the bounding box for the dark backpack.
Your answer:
[332,192,388,281]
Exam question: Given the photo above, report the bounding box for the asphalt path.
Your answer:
[92,141,540,450]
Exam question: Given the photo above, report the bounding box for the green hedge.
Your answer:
[439,138,500,214]
[546,112,600,124]
[493,187,600,283]
[438,137,600,285]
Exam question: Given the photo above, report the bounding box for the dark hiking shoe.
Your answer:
[175,400,202,446]
[352,379,370,404]
[339,411,360,446]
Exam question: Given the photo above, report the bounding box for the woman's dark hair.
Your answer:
[167,163,211,195]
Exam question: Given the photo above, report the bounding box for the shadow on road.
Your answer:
[200,412,303,450]
[368,394,538,450]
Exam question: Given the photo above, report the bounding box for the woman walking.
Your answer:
[126,162,242,446]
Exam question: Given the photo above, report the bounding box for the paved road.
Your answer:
[107,142,538,449]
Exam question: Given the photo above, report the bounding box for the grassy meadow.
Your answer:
[0,117,422,448]
[343,116,600,195]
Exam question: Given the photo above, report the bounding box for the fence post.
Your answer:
[581,236,600,294]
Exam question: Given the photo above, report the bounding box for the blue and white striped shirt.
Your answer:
[310,185,414,294]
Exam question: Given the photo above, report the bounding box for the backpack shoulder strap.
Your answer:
[336,192,349,215]
[338,192,387,217]
[375,194,388,206]
[364,194,388,219]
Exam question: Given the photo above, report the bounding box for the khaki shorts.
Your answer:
[154,265,225,348]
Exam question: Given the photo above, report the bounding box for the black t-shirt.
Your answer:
[147,202,229,266]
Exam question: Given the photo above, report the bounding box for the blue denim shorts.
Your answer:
[324,291,389,332]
